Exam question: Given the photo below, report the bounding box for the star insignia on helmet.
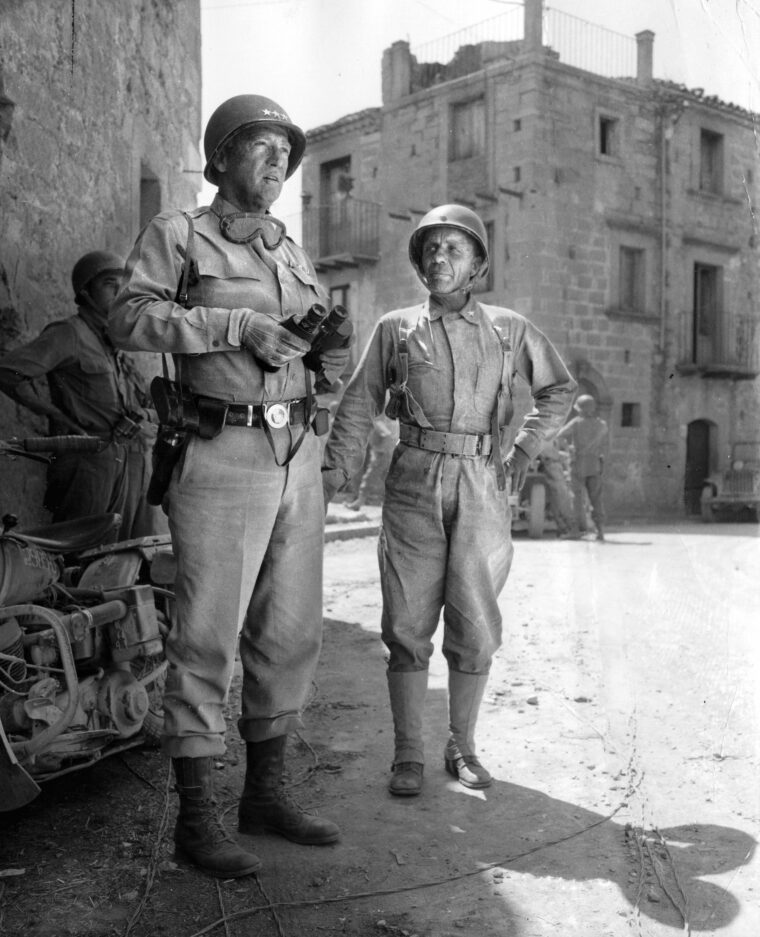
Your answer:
[262,108,287,120]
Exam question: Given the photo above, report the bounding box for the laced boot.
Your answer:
[238,736,340,844]
[173,756,261,878]
[387,670,428,796]
[443,671,492,790]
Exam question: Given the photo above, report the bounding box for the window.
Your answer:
[599,116,619,156]
[699,129,723,194]
[473,221,494,294]
[621,402,641,427]
[619,246,646,312]
[693,263,722,362]
[450,98,485,161]
[329,284,350,311]
[139,164,161,229]
[513,118,522,132]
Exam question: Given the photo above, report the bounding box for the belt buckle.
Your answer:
[263,402,290,429]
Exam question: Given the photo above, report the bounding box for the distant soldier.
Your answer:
[556,394,609,540]
[0,251,157,538]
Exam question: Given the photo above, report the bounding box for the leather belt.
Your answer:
[399,423,493,456]
[224,398,308,429]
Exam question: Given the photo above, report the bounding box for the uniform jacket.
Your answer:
[323,297,576,495]
[556,414,609,476]
[108,194,326,404]
[0,308,151,439]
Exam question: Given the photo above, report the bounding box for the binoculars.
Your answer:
[259,303,353,373]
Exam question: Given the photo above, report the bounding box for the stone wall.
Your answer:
[0,0,201,522]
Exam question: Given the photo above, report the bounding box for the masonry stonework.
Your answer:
[0,0,201,523]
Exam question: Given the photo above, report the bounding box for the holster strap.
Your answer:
[399,423,492,457]
[223,398,308,428]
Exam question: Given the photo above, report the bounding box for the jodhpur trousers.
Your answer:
[163,427,324,758]
[379,445,514,674]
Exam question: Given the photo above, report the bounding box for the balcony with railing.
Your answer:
[301,197,381,270]
[676,311,760,378]
[408,6,639,90]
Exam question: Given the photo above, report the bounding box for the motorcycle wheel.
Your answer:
[131,655,167,746]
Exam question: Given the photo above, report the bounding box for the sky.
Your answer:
[198,0,760,223]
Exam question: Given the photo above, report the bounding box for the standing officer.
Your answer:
[109,95,347,878]
[556,394,609,540]
[0,251,156,539]
[322,205,576,796]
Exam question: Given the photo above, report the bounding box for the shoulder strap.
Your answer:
[161,211,195,418]
[386,311,433,429]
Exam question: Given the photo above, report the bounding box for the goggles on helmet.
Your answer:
[219,212,286,249]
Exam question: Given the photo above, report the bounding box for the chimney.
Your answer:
[382,41,412,105]
[523,0,543,53]
[636,30,654,84]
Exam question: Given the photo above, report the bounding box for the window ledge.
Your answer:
[686,188,744,206]
[604,307,659,323]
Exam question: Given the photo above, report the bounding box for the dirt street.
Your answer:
[1,513,758,937]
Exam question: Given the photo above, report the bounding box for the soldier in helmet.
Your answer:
[323,205,576,797]
[109,95,349,878]
[556,393,609,540]
[0,250,157,539]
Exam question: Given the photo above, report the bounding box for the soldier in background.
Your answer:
[556,394,609,541]
[0,251,157,539]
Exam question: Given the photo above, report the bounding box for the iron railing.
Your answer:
[301,198,381,261]
[411,7,638,82]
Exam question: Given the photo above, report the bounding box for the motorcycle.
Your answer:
[0,435,175,811]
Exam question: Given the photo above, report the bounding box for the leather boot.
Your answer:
[173,756,261,878]
[238,736,340,844]
[444,671,492,789]
[387,670,428,796]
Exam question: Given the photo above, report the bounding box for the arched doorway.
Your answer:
[684,420,714,514]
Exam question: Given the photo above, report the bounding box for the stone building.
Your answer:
[300,0,759,519]
[0,0,201,522]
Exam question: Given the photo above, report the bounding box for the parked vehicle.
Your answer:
[700,441,760,522]
[509,461,552,539]
[0,436,175,811]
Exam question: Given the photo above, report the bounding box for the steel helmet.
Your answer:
[408,204,490,277]
[203,94,306,184]
[574,394,597,415]
[71,251,124,300]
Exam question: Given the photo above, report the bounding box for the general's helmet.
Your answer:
[574,394,597,415]
[71,251,124,300]
[203,94,306,184]
[408,204,490,277]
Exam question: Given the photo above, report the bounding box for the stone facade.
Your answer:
[300,1,759,519]
[0,0,201,522]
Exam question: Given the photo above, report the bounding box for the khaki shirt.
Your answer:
[0,309,150,437]
[323,297,576,493]
[557,415,609,476]
[108,194,326,404]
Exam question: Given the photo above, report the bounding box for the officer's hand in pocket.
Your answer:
[504,445,531,494]
[240,312,311,368]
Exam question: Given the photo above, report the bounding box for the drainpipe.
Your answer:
[659,112,669,353]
